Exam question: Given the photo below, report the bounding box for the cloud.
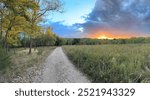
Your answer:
[44,0,150,38]
[78,0,150,37]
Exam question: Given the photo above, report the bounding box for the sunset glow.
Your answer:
[86,30,134,39]
[98,35,112,39]
[97,32,113,39]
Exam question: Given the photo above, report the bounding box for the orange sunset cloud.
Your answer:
[86,30,150,39]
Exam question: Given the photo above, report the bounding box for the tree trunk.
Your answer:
[0,17,3,45]
[13,48,16,54]
[4,43,9,53]
[0,13,3,39]
[34,43,37,51]
[6,44,9,52]
[29,38,32,54]
[4,30,9,52]
[0,22,2,39]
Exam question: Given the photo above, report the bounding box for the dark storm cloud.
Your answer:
[79,0,150,36]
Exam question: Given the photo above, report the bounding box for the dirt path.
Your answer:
[41,47,90,83]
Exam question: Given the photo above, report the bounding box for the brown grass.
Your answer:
[0,47,55,83]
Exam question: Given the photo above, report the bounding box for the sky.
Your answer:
[45,0,150,39]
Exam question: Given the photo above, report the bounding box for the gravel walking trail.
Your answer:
[41,47,90,83]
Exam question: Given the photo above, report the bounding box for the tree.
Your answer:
[45,27,57,45]
[0,0,37,51]
[21,0,63,54]
[2,13,28,51]
[0,0,63,53]
[55,36,66,46]
[34,27,59,47]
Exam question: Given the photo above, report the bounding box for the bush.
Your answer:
[37,48,43,55]
[0,46,10,70]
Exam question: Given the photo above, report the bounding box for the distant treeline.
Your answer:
[20,37,150,48]
[63,37,150,45]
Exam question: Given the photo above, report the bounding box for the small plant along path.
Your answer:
[41,47,90,83]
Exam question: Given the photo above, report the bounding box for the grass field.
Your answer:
[0,47,55,82]
[63,44,150,83]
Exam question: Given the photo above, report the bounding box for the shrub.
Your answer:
[0,46,10,70]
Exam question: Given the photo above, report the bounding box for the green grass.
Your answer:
[63,44,150,83]
[0,47,55,82]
